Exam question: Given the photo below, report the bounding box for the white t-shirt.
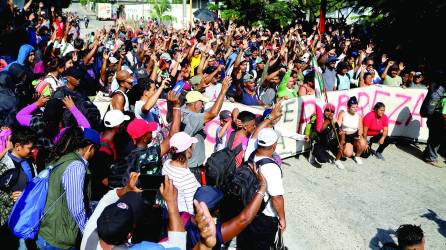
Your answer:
[253,155,284,218]
[204,83,222,102]
[162,160,200,214]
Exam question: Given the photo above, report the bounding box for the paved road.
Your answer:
[64,3,115,37]
[282,143,446,249]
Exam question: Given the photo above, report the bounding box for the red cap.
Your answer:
[126,119,158,144]
[323,103,336,112]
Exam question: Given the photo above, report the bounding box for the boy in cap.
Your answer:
[214,110,234,152]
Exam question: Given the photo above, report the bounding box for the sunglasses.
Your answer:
[324,109,335,113]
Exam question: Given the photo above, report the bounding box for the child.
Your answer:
[214,110,234,152]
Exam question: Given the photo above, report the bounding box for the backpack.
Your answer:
[8,162,64,240]
[304,114,317,140]
[221,154,281,218]
[420,83,445,118]
[205,132,242,188]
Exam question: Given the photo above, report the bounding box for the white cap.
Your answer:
[103,110,130,128]
[257,128,278,147]
[169,132,198,153]
[109,56,118,64]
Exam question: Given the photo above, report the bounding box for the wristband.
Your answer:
[173,107,181,110]
[256,190,265,198]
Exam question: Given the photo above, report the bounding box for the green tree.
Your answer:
[149,0,177,24]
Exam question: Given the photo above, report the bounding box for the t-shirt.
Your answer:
[214,127,234,152]
[230,134,249,168]
[134,100,160,123]
[241,88,260,106]
[336,73,351,90]
[253,155,283,218]
[203,83,222,102]
[322,67,337,91]
[126,146,162,175]
[162,160,200,214]
[181,108,206,168]
[363,111,389,136]
[383,75,402,87]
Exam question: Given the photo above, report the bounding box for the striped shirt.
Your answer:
[61,158,88,232]
[162,160,200,214]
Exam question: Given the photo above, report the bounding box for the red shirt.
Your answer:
[363,111,388,136]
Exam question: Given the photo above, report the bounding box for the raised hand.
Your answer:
[193,200,217,249]
[381,54,388,64]
[63,96,75,109]
[160,175,178,204]
[221,76,232,92]
[399,62,405,71]
[36,96,50,107]
[365,44,374,54]
[167,90,180,105]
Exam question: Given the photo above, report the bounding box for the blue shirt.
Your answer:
[242,88,261,106]
[8,153,33,182]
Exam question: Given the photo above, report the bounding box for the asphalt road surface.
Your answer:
[282,142,446,249]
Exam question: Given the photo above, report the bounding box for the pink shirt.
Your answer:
[363,111,388,136]
[231,134,249,168]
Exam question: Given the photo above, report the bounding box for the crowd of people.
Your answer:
[0,1,445,250]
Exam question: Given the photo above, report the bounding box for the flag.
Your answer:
[319,0,327,34]
[310,53,325,101]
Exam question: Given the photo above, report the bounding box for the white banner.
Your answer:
[157,86,428,159]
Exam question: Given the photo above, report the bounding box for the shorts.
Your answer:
[345,132,359,144]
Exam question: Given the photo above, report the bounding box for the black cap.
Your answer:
[97,192,144,245]
[64,67,83,80]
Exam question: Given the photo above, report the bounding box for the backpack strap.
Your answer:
[255,157,282,178]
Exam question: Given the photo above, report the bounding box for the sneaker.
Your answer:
[375,152,385,161]
[334,160,345,169]
[425,160,444,168]
[353,156,363,165]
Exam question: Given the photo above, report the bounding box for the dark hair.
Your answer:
[238,111,256,124]
[374,102,385,111]
[396,224,424,249]
[10,127,36,146]
[169,147,187,164]
[347,96,358,107]
[47,127,93,163]
[73,38,84,50]
[46,57,63,73]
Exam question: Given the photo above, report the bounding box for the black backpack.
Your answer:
[420,83,445,118]
[220,154,281,219]
[205,132,242,188]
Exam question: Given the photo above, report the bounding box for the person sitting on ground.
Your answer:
[396,224,425,250]
[362,102,390,160]
[310,103,344,168]
[337,96,368,166]
[162,132,201,215]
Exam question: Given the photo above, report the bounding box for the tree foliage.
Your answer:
[148,0,176,24]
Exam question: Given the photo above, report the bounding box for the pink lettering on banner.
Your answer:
[406,92,425,127]
[298,99,316,132]
[388,93,412,125]
[371,89,391,108]
[336,94,351,114]
[357,91,371,115]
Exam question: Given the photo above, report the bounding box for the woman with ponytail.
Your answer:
[162,132,200,215]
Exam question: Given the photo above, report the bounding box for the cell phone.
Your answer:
[137,174,164,191]
[172,80,185,95]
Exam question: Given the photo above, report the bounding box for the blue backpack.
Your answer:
[8,163,64,240]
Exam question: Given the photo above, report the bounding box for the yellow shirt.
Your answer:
[190,54,202,77]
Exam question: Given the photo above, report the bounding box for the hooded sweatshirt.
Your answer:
[2,44,34,72]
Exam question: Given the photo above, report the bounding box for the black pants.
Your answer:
[369,133,390,153]
[313,140,337,163]
[423,113,446,161]
[238,214,279,250]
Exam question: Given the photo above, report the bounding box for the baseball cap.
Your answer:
[219,110,232,120]
[185,91,209,104]
[190,75,203,86]
[83,128,100,146]
[160,52,172,62]
[104,110,130,128]
[194,186,224,211]
[169,132,198,153]
[257,128,278,147]
[127,119,158,144]
[242,73,255,83]
[97,192,144,245]
[327,56,338,63]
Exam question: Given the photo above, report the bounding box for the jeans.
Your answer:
[423,113,446,161]
[36,235,76,250]
[238,214,279,250]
